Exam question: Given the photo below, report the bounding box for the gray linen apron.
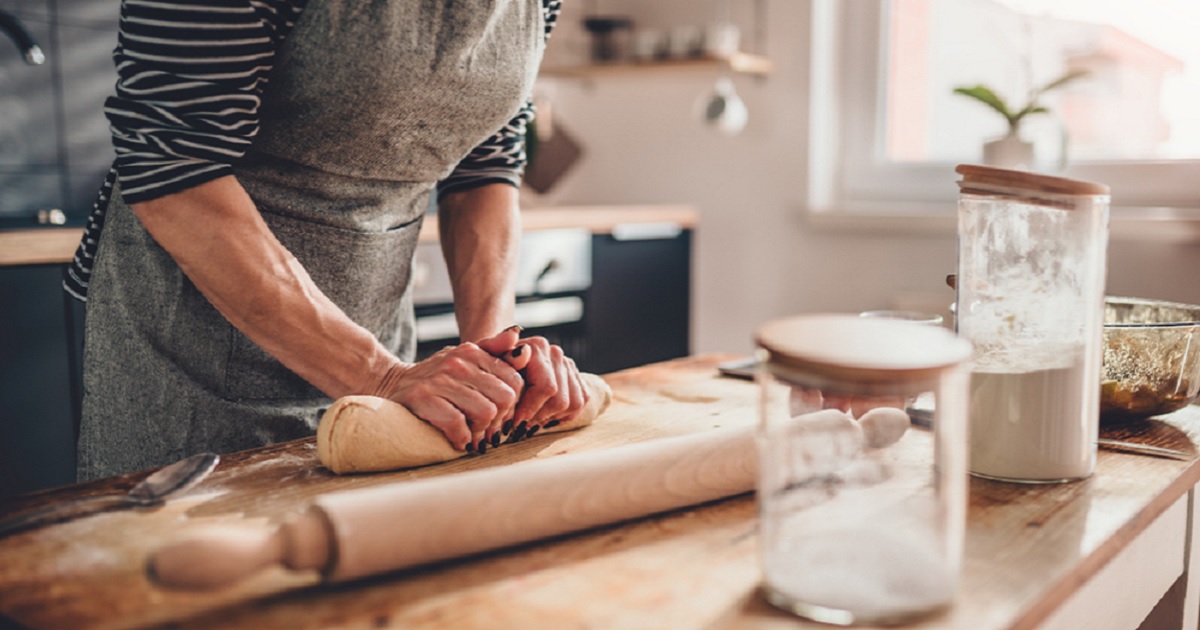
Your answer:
[77,0,544,480]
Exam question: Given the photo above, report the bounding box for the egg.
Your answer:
[858,406,911,449]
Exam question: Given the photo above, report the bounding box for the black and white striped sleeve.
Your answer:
[65,0,303,301]
[107,0,303,204]
[437,0,561,200]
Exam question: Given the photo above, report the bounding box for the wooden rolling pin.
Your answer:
[148,424,757,589]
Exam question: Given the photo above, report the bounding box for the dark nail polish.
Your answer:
[527,425,540,437]
[490,432,501,448]
[465,442,476,453]
[511,345,524,358]
[512,421,528,441]
[478,440,488,455]
[503,419,514,434]
[545,420,560,428]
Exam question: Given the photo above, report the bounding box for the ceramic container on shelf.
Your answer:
[982,133,1035,169]
[703,22,740,59]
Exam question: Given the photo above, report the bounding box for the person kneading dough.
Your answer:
[68,0,581,480]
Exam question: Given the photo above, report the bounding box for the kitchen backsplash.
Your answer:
[0,0,116,225]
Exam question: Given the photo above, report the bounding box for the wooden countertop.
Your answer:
[0,226,84,267]
[440,204,698,240]
[1,354,1199,629]
[0,205,697,267]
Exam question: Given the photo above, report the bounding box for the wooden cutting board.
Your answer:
[0,355,761,629]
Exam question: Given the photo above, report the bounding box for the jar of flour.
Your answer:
[755,314,973,625]
[954,164,1110,483]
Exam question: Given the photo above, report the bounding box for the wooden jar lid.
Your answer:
[956,164,1109,197]
[755,314,973,384]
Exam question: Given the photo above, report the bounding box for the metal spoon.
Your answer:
[1095,438,1193,461]
[0,452,219,537]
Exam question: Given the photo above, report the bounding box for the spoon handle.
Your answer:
[1096,438,1193,461]
[0,494,128,537]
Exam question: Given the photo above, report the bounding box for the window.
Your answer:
[808,0,1200,223]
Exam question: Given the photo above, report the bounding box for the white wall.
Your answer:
[533,0,1200,357]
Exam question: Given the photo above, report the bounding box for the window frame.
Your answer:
[803,0,1200,240]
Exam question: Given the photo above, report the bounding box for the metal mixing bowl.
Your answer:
[1101,297,1200,421]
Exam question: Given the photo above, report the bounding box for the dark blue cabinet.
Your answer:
[584,230,691,374]
[0,264,80,498]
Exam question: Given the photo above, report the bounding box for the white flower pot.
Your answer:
[982,134,1035,169]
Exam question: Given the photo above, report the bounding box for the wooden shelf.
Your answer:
[540,52,772,80]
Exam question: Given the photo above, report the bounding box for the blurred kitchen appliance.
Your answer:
[412,228,592,361]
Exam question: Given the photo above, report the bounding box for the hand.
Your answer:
[505,335,588,434]
[379,327,524,452]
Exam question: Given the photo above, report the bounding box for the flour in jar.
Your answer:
[762,524,955,622]
[969,345,1097,482]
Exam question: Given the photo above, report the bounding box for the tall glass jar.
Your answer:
[955,164,1110,483]
[755,314,973,625]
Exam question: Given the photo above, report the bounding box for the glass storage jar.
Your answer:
[755,314,973,625]
[955,164,1110,483]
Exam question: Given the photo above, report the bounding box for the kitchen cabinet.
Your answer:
[0,264,80,499]
[584,225,691,373]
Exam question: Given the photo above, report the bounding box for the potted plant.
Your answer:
[953,69,1088,169]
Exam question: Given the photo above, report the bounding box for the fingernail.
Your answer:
[465,442,476,453]
[490,432,501,448]
[545,420,560,428]
[512,421,528,441]
[478,440,488,455]
[507,324,524,333]
[527,425,540,437]
[510,345,524,358]
[502,419,514,435]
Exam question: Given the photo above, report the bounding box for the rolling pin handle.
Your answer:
[147,509,333,590]
[281,507,335,573]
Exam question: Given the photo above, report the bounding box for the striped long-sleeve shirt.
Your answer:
[65,0,561,302]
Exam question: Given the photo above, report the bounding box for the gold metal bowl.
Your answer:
[1101,297,1200,421]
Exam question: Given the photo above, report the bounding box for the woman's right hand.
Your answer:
[376,328,525,452]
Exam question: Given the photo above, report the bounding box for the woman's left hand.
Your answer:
[508,336,588,431]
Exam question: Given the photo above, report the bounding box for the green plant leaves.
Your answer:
[952,70,1088,133]
[1035,69,1089,96]
[952,85,1014,122]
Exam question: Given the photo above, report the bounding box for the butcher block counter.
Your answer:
[3,354,1200,629]
[0,205,698,267]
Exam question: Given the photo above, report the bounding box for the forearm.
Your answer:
[438,183,521,343]
[131,175,404,399]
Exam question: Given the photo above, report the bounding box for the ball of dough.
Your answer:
[317,373,613,474]
[857,406,911,449]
